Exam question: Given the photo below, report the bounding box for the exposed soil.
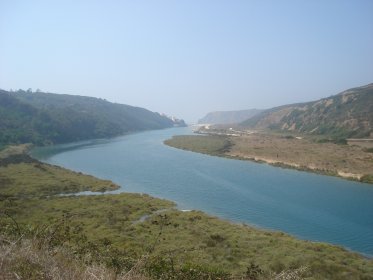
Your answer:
[227,133,373,182]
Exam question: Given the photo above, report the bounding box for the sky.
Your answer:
[1,1,372,122]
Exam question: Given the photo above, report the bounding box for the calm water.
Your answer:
[32,127,373,256]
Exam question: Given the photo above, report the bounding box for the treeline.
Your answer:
[0,89,184,146]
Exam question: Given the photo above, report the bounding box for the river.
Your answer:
[31,127,373,256]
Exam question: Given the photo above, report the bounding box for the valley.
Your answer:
[1,145,373,279]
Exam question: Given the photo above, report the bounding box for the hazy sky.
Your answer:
[1,1,372,122]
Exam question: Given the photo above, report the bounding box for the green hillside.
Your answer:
[241,84,373,139]
[0,89,185,145]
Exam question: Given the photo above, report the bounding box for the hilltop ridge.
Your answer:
[0,89,185,146]
[198,109,262,125]
[241,83,373,139]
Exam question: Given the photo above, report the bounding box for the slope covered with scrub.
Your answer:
[0,89,185,146]
[1,146,372,279]
[241,83,373,139]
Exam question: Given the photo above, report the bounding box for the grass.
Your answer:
[164,135,231,156]
[0,144,32,159]
[2,194,373,279]
[0,233,145,280]
[1,147,373,279]
[0,232,307,280]
[0,162,119,198]
[0,145,119,198]
[165,133,373,184]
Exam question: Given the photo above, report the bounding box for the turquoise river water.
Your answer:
[31,127,373,256]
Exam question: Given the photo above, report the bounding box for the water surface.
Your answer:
[32,127,373,256]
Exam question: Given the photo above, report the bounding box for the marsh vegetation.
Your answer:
[1,147,373,279]
[165,132,373,184]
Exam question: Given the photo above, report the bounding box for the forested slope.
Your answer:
[0,89,184,145]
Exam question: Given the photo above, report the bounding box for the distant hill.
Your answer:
[198,109,262,124]
[0,89,185,145]
[241,83,373,139]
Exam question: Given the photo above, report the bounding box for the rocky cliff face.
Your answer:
[241,83,373,138]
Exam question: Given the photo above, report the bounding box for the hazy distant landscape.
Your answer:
[1,83,373,279]
[198,109,263,125]
[0,89,185,146]
[240,84,373,139]
[1,1,373,279]
[167,84,373,184]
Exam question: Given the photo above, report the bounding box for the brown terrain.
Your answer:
[226,132,373,182]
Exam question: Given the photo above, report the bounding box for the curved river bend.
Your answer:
[32,127,373,256]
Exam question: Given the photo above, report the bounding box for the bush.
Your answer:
[360,174,373,184]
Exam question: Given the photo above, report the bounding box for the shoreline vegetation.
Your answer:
[0,89,186,147]
[1,146,373,279]
[164,130,373,184]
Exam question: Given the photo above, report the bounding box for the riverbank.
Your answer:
[1,146,373,279]
[164,133,373,184]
